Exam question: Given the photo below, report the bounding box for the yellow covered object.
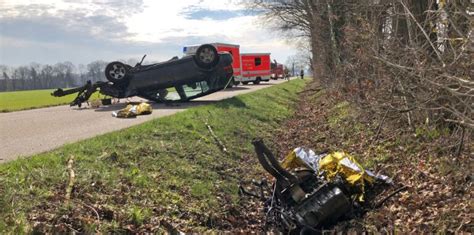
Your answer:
[113,102,152,118]
[136,102,152,115]
[319,151,374,201]
[281,151,307,170]
[281,148,391,202]
[281,147,322,171]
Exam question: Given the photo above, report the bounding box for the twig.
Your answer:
[204,120,228,154]
[455,127,465,157]
[396,77,414,130]
[399,0,446,66]
[445,119,474,129]
[455,218,469,232]
[65,155,75,203]
[374,185,408,209]
[64,223,80,233]
[82,203,100,223]
[371,109,389,146]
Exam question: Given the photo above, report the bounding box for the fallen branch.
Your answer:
[374,185,408,209]
[204,120,228,154]
[65,155,75,203]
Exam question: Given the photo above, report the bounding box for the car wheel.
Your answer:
[195,44,219,69]
[253,77,261,85]
[242,81,249,85]
[105,61,129,83]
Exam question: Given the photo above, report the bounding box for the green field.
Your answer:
[0,89,100,112]
[0,79,307,233]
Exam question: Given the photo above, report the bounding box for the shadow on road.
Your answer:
[90,98,247,113]
[221,86,250,92]
[239,82,275,86]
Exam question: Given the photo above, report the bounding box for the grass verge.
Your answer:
[0,89,101,112]
[0,79,307,233]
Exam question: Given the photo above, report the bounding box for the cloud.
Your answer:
[1,0,145,18]
[182,8,246,21]
[0,0,297,66]
[0,0,147,64]
[1,14,129,45]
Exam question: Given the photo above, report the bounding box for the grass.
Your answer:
[0,89,101,112]
[0,79,307,233]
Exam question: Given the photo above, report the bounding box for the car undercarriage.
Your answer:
[52,44,234,107]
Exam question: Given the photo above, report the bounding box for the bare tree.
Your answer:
[87,61,108,83]
[249,0,473,135]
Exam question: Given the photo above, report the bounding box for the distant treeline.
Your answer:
[0,61,109,92]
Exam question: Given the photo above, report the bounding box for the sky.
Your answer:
[0,0,297,67]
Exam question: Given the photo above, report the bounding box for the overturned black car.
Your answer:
[52,44,234,107]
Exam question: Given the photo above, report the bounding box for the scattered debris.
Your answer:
[112,102,153,118]
[90,98,113,108]
[240,139,398,232]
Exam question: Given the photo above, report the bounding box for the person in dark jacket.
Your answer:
[300,69,304,79]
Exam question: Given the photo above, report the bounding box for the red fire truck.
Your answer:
[183,43,241,85]
[240,53,271,84]
[183,43,272,85]
[271,62,284,79]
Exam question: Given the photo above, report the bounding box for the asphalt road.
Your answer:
[0,80,287,163]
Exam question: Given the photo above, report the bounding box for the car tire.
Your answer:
[105,61,129,84]
[253,77,261,85]
[195,44,219,69]
[242,81,249,85]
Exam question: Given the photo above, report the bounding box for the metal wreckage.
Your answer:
[239,139,398,232]
[51,44,234,107]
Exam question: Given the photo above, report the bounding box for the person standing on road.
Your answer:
[300,69,304,79]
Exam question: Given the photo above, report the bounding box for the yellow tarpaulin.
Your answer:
[112,102,153,118]
[281,147,321,171]
[319,151,374,185]
[318,151,373,201]
[282,149,389,202]
[281,150,306,170]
